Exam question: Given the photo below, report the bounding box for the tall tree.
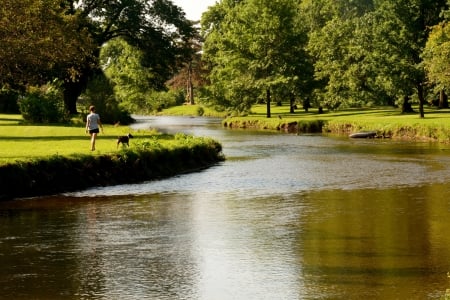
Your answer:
[167,31,207,105]
[306,0,448,116]
[202,0,313,115]
[0,0,94,90]
[423,21,450,103]
[371,0,448,117]
[61,0,196,113]
[100,38,156,112]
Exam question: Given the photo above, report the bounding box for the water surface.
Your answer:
[1,116,450,299]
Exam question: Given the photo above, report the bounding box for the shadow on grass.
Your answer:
[0,117,22,122]
[0,136,88,141]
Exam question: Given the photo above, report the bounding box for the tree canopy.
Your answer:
[202,0,449,117]
[0,0,196,113]
[202,0,313,114]
[3,0,450,119]
[0,0,94,89]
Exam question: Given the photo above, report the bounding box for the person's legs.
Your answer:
[90,132,97,151]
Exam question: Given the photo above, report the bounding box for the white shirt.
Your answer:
[87,113,100,130]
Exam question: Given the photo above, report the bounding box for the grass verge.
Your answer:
[0,115,224,199]
[223,105,450,143]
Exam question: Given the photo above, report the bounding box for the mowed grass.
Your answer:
[227,104,450,131]
[248,104,450,125]
[0,114,154,164]
[159,104,228,117]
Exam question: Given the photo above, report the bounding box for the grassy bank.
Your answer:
[158,104,228,118]
[0,114,224,199]
[223,105,450,143]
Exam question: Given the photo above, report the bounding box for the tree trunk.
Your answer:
[187,62,194,105]
[63,81,83,114]
[62,70,91,114]
[417,84,425,118]
[266,89,271,118]
[439,89,448,109]
[401,95,414,114]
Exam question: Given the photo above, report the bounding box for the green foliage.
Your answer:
[304,0,447,115]
[75,0,195,89]
[196,106,205,116]
[0,0,95,88]
[80,73,133,125]
[423,22,450,90]
[19,84,69,123]
[101,38,189,114]
[101,38,155,112]
[202,0,313,113]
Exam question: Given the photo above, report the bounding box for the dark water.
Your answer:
[1,116,450,299]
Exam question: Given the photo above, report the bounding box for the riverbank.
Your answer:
[0,115,224,199]
[222,105,450,143]
[0,135,224,200]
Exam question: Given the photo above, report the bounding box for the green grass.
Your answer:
[222,104,450,142]
[4,102,448,165]
[158,104,228,117]
[0,114,173,164]
[248,104,450,123]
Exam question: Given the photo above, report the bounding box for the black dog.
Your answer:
[117,133,133,148]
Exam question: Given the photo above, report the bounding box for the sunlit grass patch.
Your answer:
[159,104,227,117]
[0,114,165,164]
[224,104,450,142]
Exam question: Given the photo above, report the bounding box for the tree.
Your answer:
[423,21,450,108]
[202,0,313,116]
[305,0,448,116]
[100,38,156,112]
[58,0,196,114]
[0,0,95,90]
[167,31,207,105]
[370,0,447,117]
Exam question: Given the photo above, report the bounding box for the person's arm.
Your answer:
[85,117,90,133]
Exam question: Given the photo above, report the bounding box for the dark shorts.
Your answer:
[89,128,100,134]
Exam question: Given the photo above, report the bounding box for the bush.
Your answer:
[19,85,70,123]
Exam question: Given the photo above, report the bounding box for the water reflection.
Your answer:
[1,185,450,299]
[1,116,450,299]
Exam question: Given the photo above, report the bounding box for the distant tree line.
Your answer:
[2,0,450,121]
[201,0,450,118]
[0,0,195,123]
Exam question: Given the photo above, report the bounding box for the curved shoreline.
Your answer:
[0,141,224,200]
[223,117,450,143]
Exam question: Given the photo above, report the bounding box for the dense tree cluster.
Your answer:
[0,0,195,116]
[3,0,450,119]
[201,0,450,117]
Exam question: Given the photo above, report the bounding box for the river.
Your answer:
[1,116,450,299]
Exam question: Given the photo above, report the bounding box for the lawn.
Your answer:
[222,104,450,142]
[0,114,152,164]
[3,104,450,164]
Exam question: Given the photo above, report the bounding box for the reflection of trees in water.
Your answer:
[297,185,450,299]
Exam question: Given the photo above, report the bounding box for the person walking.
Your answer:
[85,105,103,151]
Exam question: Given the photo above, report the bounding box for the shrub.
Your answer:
[19,85,70,123]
